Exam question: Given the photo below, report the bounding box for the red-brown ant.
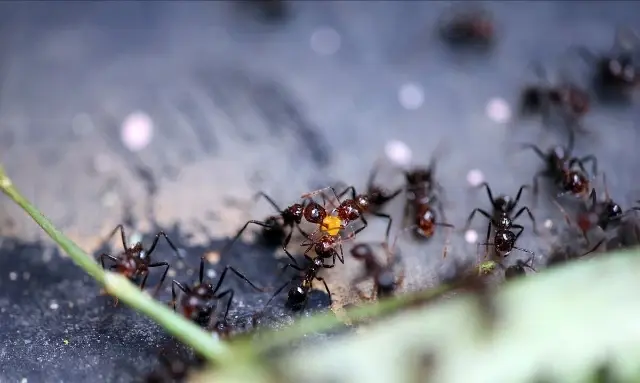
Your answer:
[171,257,263,331]
[98,225,176,301]
[573,174,627,242]
[463,182,538,260]
[265,252,334,311]
[520,61,590,130]
[572,27,640,97]
[437,4,495,49]
[403,155,454,239]
[520,129,597,199]
[350,241,404,300]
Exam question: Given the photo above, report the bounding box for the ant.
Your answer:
[574,173,626,241]
[500,256,536,280]
[171,257,264,331]
[350,241,404,300]
[219,192,308,254]
[572,26,640,97]
[437,4,495,49]
[520,61,590,131]
[145,352,205,383]
[520,128,597,200]
[403,154,454,239]
[264,250,335,311]
[463,182,538,261]
[98,225,176,303]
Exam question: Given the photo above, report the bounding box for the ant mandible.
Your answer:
[350,241,404,300]
[403,152,454,239]
[520,128,597,200]
[520,61,590,131]
[437,4,495,49]
[463,182,538,261]
[98,224,176,303]
[264,252,335,311]
[171,257,264,331]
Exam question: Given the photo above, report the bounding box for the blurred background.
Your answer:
[1,1,640,381]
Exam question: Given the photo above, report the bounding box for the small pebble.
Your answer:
[385,140,413,167]
[310,27,341,56]
[466,169,485,187]
[9,272,18,281]
[486,97,512,123]
[398,83,425,110]
[50,301,59,310]
[465,229,478,244]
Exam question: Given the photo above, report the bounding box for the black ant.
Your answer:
[171,257,263,332]
[350,241,404,300]
[463,182,538,261]
[264,252,334,311]
[573,174,626,241]
[437,4,495,49]
[98,225,176,302]
[219,192,308,254]
[520,128,597,200]
[520,61,590,130]
[500,256,536,280]
[572,26,640,98]
[145,352,205,383]
[403,154,454,239]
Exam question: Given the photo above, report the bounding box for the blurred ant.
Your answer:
[572,26,640,98]
[145,352,205,383]
[98,225,176,303]
[219,192,308,254]
[520,128,597,200]
[350,241,404,300]
[403,151,454,240]
[520,61,590,131]
[500,256,536,280]
[171,257,263,332]
[463,182,538,261]
[437,4,495,49]
[573,174,627,242]
[264,252,334,311]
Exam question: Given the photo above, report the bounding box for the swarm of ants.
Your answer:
[77,7,640,382]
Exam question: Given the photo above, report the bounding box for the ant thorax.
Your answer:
[494,195,513,212]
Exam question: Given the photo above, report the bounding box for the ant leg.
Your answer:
[302,186,344,205]
[366,162,381,192]
[353,215,369,236]
[253,192,282,214]
[577,155,598,177]
[337,185,357,200]
[211,266,264,295]
[484,221,493,253]
[171,280,189,311]
[512,206,539,234]
[512,184,531,208]
[316,276,332,302]
[462,208,493,232]
[139,272,150,291]
[519,143,547,162]
[214,289,235,322]
[513,246,536,258]
[582,238,605,257]
[198,257,205,284]
[371,212,393,243]
[220,220,273,256]
[99,253,119,269]
[476,182,497,208]
[264,279,298,309]
[146,231,181,259]
[148,262,170,297]
[512,224,525,242]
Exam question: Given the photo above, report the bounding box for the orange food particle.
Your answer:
[322,216,342,236]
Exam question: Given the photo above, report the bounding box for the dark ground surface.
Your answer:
[1,1,640,382]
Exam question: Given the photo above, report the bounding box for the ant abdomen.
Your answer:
[303,202,327,224]
[415,206,437,238]
[494,230,516,256]
[336,200,362,222]
[286,285,308,310]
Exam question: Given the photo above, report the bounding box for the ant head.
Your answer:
[604,200,624,221]
[192,283,215,299]
[286,203,305,224]
[181,293,215,322]
[355,194,370,211]
[303,202,327,224]
[129,242,144,254]
[494,195,514,212]
[564,171,590,197]
[494,230,516,256]
[551,145,569,160]
[405,168,432,186]
[286,285,308,310]
[376,270,396,296]
[351,243,373,260]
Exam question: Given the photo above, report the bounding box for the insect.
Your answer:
[350,241,404,300]
[463,182,538,261]
[520,61,590,130]
[171,257,263,330]
[501,256,536,280]
[145,351,205,383]
[403,153,454,240]
[438,4,495,49]
[572,26,640,98]
[520,128,597,199]
[265,251,335,311]
[573,174,627,242]
[98,225,176,302]
[219,192,308,254]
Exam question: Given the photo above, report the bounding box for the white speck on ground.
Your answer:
[486,97,512,123]
[466,169,485,187]
[385,140,413,166]
[50,301,59,310]
[121,111,154,152]
[544,219,553,229]
[9,272,17,281]
[310,27,341,56]
[465,229,478,244]
[398,83,425,110]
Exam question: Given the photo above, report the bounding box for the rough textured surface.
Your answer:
[1,1,640,382]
